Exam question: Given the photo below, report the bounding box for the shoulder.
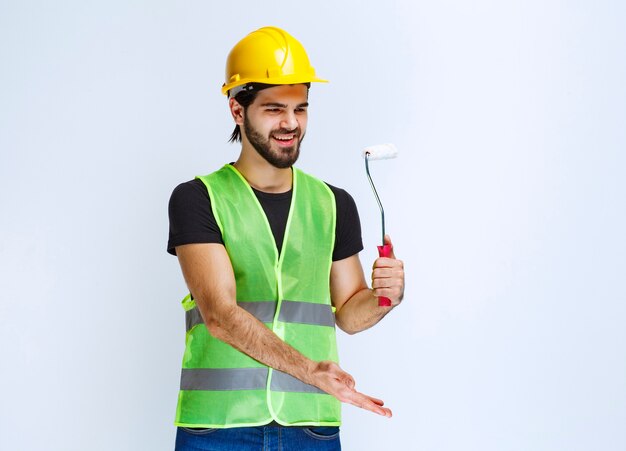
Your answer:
[169,179,210,211]
[167,178,222,255]
[324,182,358,211]
[323,183,363,260]
[171,178,208,198]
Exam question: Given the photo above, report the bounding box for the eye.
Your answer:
[295,107,307,113]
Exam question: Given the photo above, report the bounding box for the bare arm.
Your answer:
[176,242,391,417]
[333,235,405,334]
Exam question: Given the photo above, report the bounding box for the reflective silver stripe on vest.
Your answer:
[239,301,277,323]
[180,368,326,394]
[180,368,269,391]
[185,301,334,331]
[278,301,335,327]
[271,370,326,394]
[185,301,276,331]
[185,308,204,332]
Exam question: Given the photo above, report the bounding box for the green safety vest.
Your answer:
[175,164,341,428]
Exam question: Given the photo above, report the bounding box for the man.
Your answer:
[167,26,405,450]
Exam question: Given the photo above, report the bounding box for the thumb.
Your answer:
[384,234,396,259]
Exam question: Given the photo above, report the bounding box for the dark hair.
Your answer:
[228,83,311,143]
[228,83,271,143]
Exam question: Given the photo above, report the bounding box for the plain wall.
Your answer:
[1,1,625,450]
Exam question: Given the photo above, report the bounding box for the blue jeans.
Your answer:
[175,425,341,450]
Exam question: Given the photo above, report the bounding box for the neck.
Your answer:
[233,144,293,193]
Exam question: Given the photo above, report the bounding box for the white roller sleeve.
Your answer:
[362,143,399,160]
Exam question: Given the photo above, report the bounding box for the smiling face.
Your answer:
[240,84,309,169]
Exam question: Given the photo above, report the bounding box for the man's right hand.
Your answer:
[310,361,392,418]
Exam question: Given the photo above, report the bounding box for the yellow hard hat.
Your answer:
[222,26,328,96]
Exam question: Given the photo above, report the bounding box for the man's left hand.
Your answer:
[371,235,404,307]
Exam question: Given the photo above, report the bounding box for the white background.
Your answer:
[1,1,625,450]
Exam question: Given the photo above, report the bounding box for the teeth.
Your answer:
[274,135,294,141]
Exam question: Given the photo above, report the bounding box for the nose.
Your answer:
[280,111,298,131]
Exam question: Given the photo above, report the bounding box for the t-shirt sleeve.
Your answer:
[328,184,364,261]
[167,179,224,255]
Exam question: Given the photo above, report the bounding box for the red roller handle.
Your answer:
[376,244,393,307]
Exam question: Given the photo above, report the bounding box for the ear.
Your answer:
[229,97,244,126]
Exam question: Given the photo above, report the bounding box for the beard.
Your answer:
[243,115,304,169]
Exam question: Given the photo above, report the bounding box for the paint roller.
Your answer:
[363,144,398,307]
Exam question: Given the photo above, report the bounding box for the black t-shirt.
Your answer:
[168,176,363,260]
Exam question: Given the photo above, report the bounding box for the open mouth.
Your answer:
[271,133,297,146]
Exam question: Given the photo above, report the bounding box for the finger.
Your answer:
[347,391,392,417]
[372,267,404,281]
[364,395,385,406]
[372,278,394,289]
[373,287,403,300]
[371,274,404,290]
[373,257,404,270]
[372,258,394,269]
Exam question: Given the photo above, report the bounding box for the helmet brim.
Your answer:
[222,76,328,96]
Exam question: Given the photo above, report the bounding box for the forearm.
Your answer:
[176,244,393,417]
[201,302,317,385]
[177,244,315,385]
[203,301,394,417]
[335,287,393,334]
